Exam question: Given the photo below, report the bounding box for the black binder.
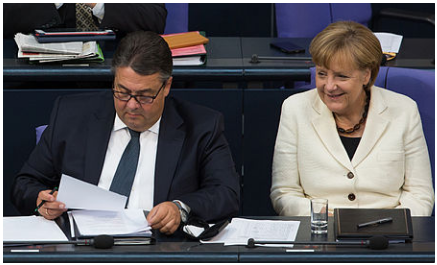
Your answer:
[334,208,413,242]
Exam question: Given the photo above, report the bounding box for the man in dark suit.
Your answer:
[3,3,167,38]
[11,31,240,235]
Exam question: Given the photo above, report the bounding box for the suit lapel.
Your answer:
[311,92,353,171]
[84,93,115,185]
[352,87,389,167]
[154,98,185,204]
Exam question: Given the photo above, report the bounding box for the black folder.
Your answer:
[334,208,413,242]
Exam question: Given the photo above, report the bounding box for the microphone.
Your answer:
[80,234,114,249]
[247,235,389,250]
[4,235,115,249]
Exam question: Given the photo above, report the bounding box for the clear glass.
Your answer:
[311,198,328,234]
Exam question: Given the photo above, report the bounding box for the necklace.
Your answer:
[335,92,370,134]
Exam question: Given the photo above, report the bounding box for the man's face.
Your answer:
[113,67,172,132]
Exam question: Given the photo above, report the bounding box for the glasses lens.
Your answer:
[114,91,130,101]
[137,96,154,104]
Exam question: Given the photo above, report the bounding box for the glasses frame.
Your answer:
[112,81,167,105]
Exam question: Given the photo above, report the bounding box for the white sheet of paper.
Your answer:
[374,32,403,53]
[56,174,127,211]
[3,216,68,242]
[201,218,300,247]
[71,209,151,237]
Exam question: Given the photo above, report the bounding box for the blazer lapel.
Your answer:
[352,87,389,167]
[84,93,115,185]
[311,92,353,171]
[154,98,185,204]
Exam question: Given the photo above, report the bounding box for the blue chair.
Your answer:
[384,67,435,186]
[164,3,189,34]
[275,3,372,38]
[36,125,48,144]
[275,3,433,38]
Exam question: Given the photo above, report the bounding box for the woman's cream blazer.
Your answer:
[271,86,434,216]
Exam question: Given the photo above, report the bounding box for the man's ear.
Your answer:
[164,76,173,97]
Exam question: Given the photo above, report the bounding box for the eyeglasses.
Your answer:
[112,81,166,105]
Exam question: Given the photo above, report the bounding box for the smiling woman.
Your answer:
[270,21,434,217]
[309,21,380,137]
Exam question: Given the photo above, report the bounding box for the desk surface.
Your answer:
[4,216,434,263]
[4,37,434,86]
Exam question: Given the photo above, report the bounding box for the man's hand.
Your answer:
[147,201,181,235]
[84,3,97,8]
[36,190,67,220]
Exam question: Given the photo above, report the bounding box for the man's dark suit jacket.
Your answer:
[11,91,240,222]
[3,3,167,38]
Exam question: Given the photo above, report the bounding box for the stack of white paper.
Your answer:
[201,218,300,247]
[4,216,69,242]
[71,209,152,237]
[14,33,100,63]
[57,174,151,238]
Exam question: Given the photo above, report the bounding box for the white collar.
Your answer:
[114,113,161,135]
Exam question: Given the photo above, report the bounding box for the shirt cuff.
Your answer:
[173,200,191,214]
[92,3,105,22]
[54,3,63,9]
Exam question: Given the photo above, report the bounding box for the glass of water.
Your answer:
[311,198,328,234]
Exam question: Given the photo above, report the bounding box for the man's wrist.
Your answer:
[172,200,189,224]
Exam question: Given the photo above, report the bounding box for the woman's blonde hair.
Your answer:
[309,21,383,90]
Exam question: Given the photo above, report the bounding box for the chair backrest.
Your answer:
[384,67,435,186]
[164,3,189,34]
[275,3,372,38]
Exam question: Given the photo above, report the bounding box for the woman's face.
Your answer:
[315,56,371,116]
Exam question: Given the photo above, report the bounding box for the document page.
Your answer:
[56,174,127,211]
[201,218,300,247]
[374,32,403,53]
[71,209,151,237]
[3,216,68,242]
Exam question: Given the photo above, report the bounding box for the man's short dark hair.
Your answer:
[112,31,173,81]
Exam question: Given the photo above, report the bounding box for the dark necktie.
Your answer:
[109,129,141,200]
[76,3,98,31]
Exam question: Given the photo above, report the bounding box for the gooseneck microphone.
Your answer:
[4,234,115,249]
[247,235,389,250]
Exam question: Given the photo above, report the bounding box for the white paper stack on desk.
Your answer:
[58,174,152,240]
[71,209,152,238]
[14,33,103,63]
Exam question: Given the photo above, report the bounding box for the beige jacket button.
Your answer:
[348,193,356,201]
[347,172,354,179]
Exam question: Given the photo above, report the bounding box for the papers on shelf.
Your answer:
[14,33,103,63]
[71,209,152,238]
[201,218,300,247]
[162,31,207,66]
[374,32,403,53]
[3,216,68,242]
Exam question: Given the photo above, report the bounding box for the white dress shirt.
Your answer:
[98,114,159,211]
[54,3,105,22]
